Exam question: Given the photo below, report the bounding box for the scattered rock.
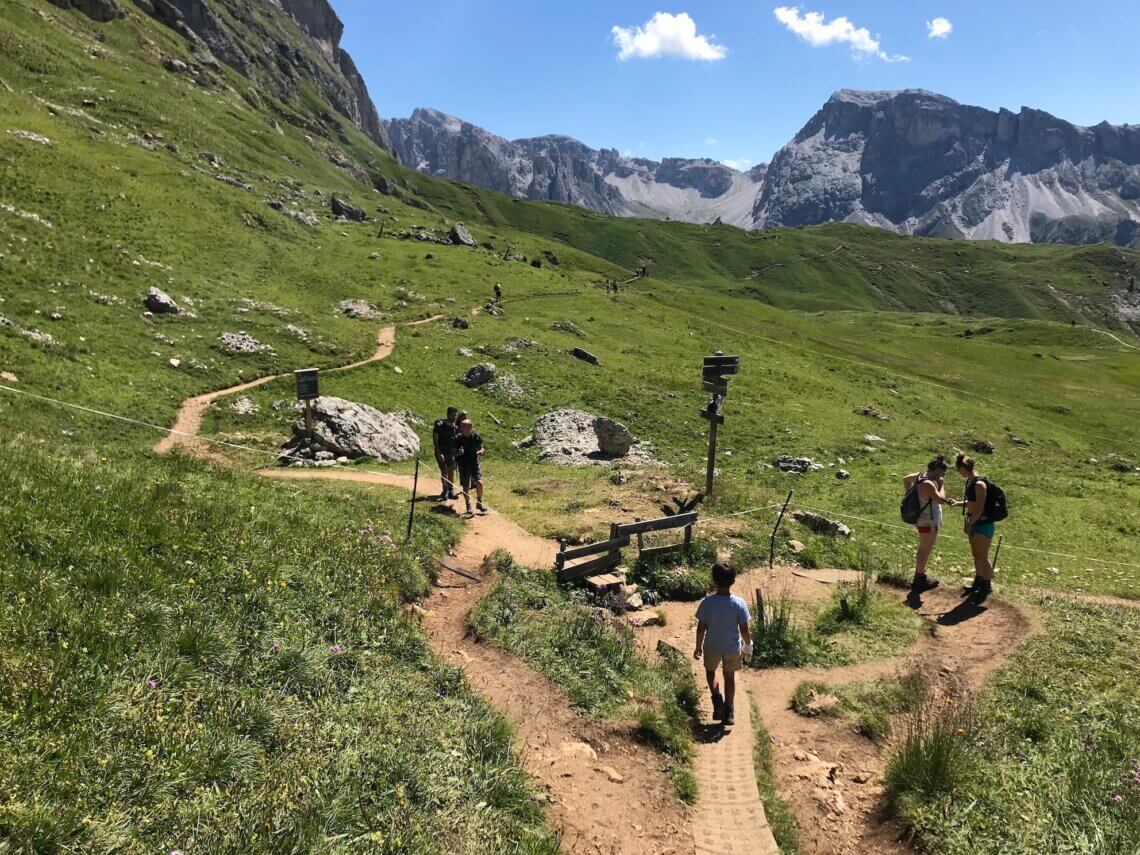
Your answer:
[231,396,258,415]
[859,405,891,421]
[279,397,419,464]
[863,434,886,443]
[337,299,380,320]
[596,766,624,784]
[973,439,996,454]
[167,358,180,368]
[0,371,19,383]
[542,249,561,265]
[144,286,180,315]
[448,222,477,247]
[505,338,535,352]
[787,539,805,554]
[791,510,852,538]
[486,373,526,403]
[836,469,850,480]
[1010,435,1031,447]
[331,195,366,222]
[462,362,496,388]
[1111,458,1134,473]
[560,741,598,762]
[774,455,823,474]
[368,252,380,260]
[218,331,272,355]
[569,347,599,366]
[531,409,655,467]
[452,317,470,330]
[267,200,318,226]
[628,611,663,628]
[6,130,53,146]
[163,57,189,74]
[798,690,841,716]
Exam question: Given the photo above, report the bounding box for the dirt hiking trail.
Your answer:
[161,317,695,853]
[640,566,1038,855]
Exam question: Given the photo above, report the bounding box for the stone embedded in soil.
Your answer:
[596,765,625,783]
[560,741,598,762]
[791,510,852,538]
[144,286,180,314]
[462,362,495,388]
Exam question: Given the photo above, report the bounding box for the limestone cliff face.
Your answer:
[125,0,390,151]
[385,108,765,227]
[754,89,1140,246]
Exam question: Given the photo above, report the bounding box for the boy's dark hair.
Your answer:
[711,562,736,588]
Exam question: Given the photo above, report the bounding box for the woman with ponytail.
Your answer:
[903,454,957,594]
[956,453,996,604]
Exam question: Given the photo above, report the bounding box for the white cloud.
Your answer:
[773,6,909,62]
[926,17,953,39]
[612,12,727,61]
[705,137,719,146]
[720,158,753,171]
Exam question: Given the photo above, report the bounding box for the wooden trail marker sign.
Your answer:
[295,368,320,437]
[701,352,739,495]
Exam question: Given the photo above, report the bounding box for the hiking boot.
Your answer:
[961,577,980,597]
[969,579,993,605]
[476,500,487,513]
[911,574,940,593]
[711,690,725,722]
[723,704,735,726]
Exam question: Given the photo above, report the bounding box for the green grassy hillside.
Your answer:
[1,1,1139,852]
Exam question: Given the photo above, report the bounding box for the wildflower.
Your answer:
[187,578,195,585]
[271,641,282,653]
[1114,795,1124,804]
[956,727,966,734]
[147,679,158,689]
[329,644,341,654]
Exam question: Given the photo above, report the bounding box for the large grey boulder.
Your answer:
[530,409,652,467]
[594,417,632,456]
[338,299,380,320]
[462,362,495,388]
[570,347,599,365]
[144,286,180,315]
[295,396,419,461]
[448,222,477,247]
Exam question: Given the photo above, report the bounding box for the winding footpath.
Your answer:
[156,316,697,854]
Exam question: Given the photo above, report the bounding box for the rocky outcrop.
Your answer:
[281,396,419,463]
[462,363,495,388]
[47,0,125,22]
[754,89,1140,247]
[448,222,477,247]
[131,0,391,151]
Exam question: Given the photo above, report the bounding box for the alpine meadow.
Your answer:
[1,2,1138,854]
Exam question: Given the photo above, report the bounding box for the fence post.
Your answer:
[754,587,766,629]
[682,523,693,559]
[405,458,420,543]
[634,518,644,554]
[769,489,794,568]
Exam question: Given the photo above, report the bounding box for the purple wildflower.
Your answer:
[329,644,342,654]
[146,679,158,690]
[1114,794,1124,804]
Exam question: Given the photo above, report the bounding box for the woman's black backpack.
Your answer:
[970,477,1009,522]
[900,475,932,524]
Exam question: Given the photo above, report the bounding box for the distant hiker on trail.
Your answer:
[432,407,459,500]
[454,418,487,516]
[956,453,1007,604]
[901,454,959,595]
[694,562,752,726]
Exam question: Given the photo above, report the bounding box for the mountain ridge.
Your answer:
[388,91,1140,247]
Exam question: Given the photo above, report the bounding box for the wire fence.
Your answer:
[2,381,1138,573]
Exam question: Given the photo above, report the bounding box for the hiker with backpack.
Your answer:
[901,454,959,594]
[955,453,1007,604]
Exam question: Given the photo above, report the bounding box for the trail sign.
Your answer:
[698,406,725,425]
[702,355,740,368]
[703,363,740,378]
[702,378,729,396]
[294,368,320,401]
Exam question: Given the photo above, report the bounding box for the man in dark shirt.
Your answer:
[454,419,486,515]
[432,407,459,500]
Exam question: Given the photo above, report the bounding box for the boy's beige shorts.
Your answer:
[703,649,743,674]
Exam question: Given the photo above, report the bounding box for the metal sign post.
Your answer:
[699,352,740,496]
[295,368,319,437]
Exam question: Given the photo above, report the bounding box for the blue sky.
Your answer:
[337,1,1140,168]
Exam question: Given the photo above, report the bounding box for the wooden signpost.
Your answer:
[700,352,740,495]
[294,368,319,436]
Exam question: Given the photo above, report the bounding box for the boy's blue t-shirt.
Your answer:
[696,593,751,655]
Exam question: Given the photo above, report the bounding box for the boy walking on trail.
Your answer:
[432,407,459,500]
[454,419,486,516]
[694,563,753,726]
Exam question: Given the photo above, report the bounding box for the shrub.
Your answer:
[630,537,717,602]
[751,593,821,667]
[885,695,978,814]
